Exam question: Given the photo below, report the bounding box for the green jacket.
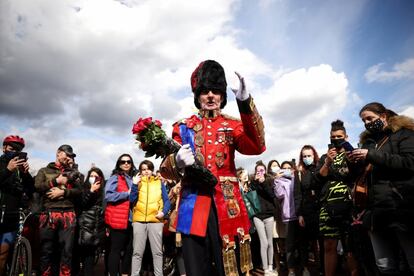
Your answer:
[35,162,81,210]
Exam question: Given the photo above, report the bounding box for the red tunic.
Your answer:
[166,97,265,241]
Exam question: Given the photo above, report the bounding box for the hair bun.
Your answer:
[331,119,344,128]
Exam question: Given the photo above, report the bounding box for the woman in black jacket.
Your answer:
[293,145,321,276]
[351,102,414,274]
[77,167,106,276]
[250,161,277,276]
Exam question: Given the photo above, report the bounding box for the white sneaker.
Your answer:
[270,270,279,276]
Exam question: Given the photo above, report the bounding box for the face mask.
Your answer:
[281,169,292,178]
[303,157,314,166]
[88,177,96,185]
[330,138,345,148]
[271,166,280,174]
[4,151,19,160]
[365,118,384,134]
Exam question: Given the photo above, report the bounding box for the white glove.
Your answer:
[231,71,249,101]
[175,144,195,169]
[132,173,141,185]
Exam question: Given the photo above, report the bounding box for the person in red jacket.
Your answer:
[161,60,266,276]
[104,153,136,276]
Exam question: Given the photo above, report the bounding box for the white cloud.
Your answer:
[365,58,414,83]
[250,64,349,166]
[400,106,414,119]
[0,0,356,175]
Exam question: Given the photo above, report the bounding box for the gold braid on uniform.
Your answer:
[237,228,253,274]
[249,98,265,148]
[222,235,239,276]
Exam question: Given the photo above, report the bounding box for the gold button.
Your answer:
[208,140,212,144]
[207,125,212,129]
[207,132,212,136]
[208,155,212,160]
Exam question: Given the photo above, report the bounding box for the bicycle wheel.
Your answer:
[9,237,32,276]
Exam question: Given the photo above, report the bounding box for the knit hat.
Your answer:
[190,60,227,109]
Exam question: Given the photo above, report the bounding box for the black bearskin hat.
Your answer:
[191,60,227,109]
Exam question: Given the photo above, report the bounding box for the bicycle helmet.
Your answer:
[3,135,25,149]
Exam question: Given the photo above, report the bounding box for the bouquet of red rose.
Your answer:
[132,117,181,158]
[132,117,217,187]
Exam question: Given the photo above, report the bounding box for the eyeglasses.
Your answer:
[120,160,132,165]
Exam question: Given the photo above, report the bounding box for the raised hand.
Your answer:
[231,72,249,101]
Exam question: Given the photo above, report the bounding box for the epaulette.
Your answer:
[173,118,187,126]
[222,113,241,122]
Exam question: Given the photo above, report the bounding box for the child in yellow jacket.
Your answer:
[129,160,171,276]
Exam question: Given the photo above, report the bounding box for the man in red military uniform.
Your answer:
[161,60,265,276]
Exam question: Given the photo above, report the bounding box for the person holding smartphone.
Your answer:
[0,135,34,275]
[75,167,106,276]
[250,161,278,276]
[314,120,359,276]
[349,102,414,274]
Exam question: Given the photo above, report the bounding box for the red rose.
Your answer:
[154,120,162,127]
[132,118,148,134]
[142,117,152,126]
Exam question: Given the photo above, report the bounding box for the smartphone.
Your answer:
[328,144,335,149]
[256,170,264,177]
[18,152,27,161]
[94,176,102,183]
[341,141,355,152]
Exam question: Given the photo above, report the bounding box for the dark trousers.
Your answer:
[285,220,308,269]
[182,205,224,276]
[107,226,133,276]
[39,211,76,276]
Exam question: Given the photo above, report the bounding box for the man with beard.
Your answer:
[35,144,82,276]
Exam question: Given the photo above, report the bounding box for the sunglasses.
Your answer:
[120,160,132,165]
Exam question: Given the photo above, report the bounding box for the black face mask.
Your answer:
[365,118,384,134]
[330,138,345,148]
[4,151,19,160]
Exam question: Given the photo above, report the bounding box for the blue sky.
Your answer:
[0,0,413,176]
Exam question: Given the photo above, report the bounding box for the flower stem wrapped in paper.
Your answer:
[132,117,217,187]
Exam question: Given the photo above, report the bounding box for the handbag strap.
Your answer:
[361,136,390,177]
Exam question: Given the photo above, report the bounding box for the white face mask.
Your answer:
[88,176,96,185]
[271,166,280,174]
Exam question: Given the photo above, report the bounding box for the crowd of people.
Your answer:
[0,59,413,276]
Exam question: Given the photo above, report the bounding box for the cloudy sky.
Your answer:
[1,0,413,177]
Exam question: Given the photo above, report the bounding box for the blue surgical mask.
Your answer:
[281,169,292,178]
[303,157,314,166]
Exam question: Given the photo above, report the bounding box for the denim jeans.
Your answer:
[369,226,414,274]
